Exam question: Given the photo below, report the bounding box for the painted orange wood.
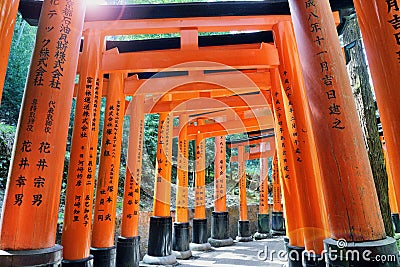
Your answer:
[194,119,207,219]
[214,136,227,212]
[238,146,248,221]
[92,72,126,248]
[0,0,85,250]
[62,29,104,260]
[354,0,400,224]
[289,0,386,241]
[153,113,173,217]
[176,114,190,223]
[121,95,145,237]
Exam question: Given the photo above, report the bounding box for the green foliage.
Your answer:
[0,124,16,189]
[0,15,37,126]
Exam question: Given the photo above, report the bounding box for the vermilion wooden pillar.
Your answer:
[91,72,126,266]
[0,0,19,104]
[268,71,305,259]
[273,21,329,261]
[382,137,400,233]
[0,0,85,265]
[61,28,103,266]
[288,0,397,264]
[116,95,145,267]
[353,0,400,239]
[254,142,274,240]
[190,119,211,251]
[208,136,234,247]
[236,145,252,242]
[172,114,192,259]
[143,112,177,265]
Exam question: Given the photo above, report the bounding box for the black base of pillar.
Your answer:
[172,222,191,259]
[284,236,290,246]
[192,218,208,244]
[116,236,140,267]
[303,252,325,267]
[147,216,172,257]
[392,213,400,234]
[236,220,253,242]
[271,211,285,235]
[0,244,63,267]
[90,246,116,267]
[324,237,399,267]
[286,245,304,267]
[211,211,229,240]
[62,255,94,267]
[257,213,270,234]
[172,222,190,252]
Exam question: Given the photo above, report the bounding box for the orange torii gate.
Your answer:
[0,1,398,267]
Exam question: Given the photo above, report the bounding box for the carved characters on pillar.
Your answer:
[386,0,400,62]
[96,101,122,223]
[281,71,302,163]
[195,137,206,209]
[305,1,345,130]
[215,137,226,203]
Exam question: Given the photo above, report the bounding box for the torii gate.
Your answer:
[0,1,398,267]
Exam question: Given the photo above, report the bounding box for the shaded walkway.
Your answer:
[141,237,286,267]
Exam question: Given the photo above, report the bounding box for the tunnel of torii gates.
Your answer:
[1,0,400,266]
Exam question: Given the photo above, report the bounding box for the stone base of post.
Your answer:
[190,218,211,251]
[286,244,305,267]
[90,246,116,267]
[208,212,233,247]
[236,220,253,242]
[271,211,285,235]
[0,244,62,267]
[116,236,140,267]
[324,237,399,267]
[303,252,325,267]
[143,216,177,265]
[172,222,192,259]
[392,213,400,234]
[254,213,271,240]
[62,255,94,267]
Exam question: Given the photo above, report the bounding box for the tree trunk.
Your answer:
[341,15,394,237]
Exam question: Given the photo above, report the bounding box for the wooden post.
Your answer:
[208,136,233,247]
[61,28,103,265]
[273,21,329,257]
[190,119,211,251]
[0,0,20,104]
[143,112,176,265]
[172,114,192,259]
[268,71,304,250]
[254,142,274,240]
[272,152,282,214]
[288,0,397,264]
[236,145,252,242]
[0,0,85,265]
[116,95,145,266]
[91,72,126,266]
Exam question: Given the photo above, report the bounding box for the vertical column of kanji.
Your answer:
[0,0,85,266]
[254,142,271,240]
[273,21,329,261]
[236,145,252,242]
[268,70,304,255]
[90,72,125,266]
[190,119,211,251]
[172,114,192,259]
[143,112,177,265]
[208,136,233,247]
[288,0,397,264]
[0,0,19,104]
[116,94,145,267]
[353,0,400,235]
[381,137,400,233]
[61,28,103,266]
